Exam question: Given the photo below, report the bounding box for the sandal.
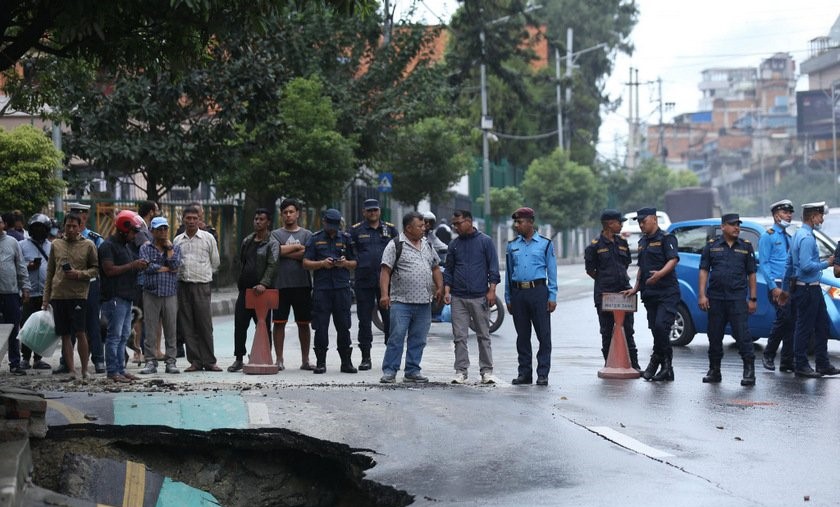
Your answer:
[108,374,131,383]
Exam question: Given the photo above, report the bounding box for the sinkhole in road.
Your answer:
[30,424,413,507]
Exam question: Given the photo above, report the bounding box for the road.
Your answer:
[27,263,840,506]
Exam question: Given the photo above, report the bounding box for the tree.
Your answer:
[476,186,525,222]
[388,116,474,209]
[0,125,64,216]
[609,158,699,212]
[520,149,603,234]
[0,0,375,74]
[216,77,357,210]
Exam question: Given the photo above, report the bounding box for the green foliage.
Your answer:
[606,158,699,212]
[388,117,474,209]
[521,149,604,232]
[476,186,525,220]
[217,77,357,209]
[0,125,64,215]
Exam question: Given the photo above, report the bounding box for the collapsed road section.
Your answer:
[30,424,413,507]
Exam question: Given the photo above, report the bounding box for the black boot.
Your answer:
[339,348,358,374]
[313,348,327,374]
[642,354,661,381]
[629,348,641,372]
[741,359,756,386]
[358,347,372,371]
[702,359,722,383]
[652,350,674,381]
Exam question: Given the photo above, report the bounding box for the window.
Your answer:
[672,225,711,254]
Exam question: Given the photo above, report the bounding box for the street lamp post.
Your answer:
[832,80,839,205]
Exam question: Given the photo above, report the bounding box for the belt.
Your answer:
[795,281,821,286]
[513,279,546,289]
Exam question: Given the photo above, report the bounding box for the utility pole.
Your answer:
[564,28,573,152]
[658,77,665,164]
[627,67,633,169]
[555,46,563,149]
[833,80,839,205]
[383,0,392,45]
[555,33,606,152]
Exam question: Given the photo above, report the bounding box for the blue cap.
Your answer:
[364,199,380,210]
[635,207,656,220]
[322,208,342,228]
[721,213,741,225]
[150,216,169,229]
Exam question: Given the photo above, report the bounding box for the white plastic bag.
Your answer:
[19,308,60,357]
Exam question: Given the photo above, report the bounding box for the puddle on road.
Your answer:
[30,424,412,507]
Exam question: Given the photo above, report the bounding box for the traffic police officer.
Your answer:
[623,207,679,381]
[505,207,557,386]
[758,199,795,372]
[698,213,758,385]
[783,202,840,378]
[303,208,358,374]
[585,209,640,370]
[350,198,397,370]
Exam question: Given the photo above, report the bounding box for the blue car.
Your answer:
[665,218,840,346]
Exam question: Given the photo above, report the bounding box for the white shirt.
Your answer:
[174,229,220,283]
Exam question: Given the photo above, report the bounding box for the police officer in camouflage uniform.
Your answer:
[350,199,397,370]
[303,209,358,374]
[585,209,640,370]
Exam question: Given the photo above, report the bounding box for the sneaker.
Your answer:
[451,372,467,384]
[19,360,31,370]
[139,363,158,374]
[10,366,27,376]
[33,360,52,370]
[380,373,396,383]
[165,363,180,374]
[480,373,498,385]
[404,373,429,383]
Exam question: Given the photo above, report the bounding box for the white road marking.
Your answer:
[587,426,674,458]
[247,402,271,425]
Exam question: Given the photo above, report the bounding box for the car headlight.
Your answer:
[821,284,840,300]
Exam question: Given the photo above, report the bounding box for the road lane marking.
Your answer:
[587,426,673,458]
[47,399,89,424]
[247,402,271,425]
[123,460,146,507]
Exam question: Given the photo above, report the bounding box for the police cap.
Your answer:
[802,201,829,214]
[363,199,380,210]
[322,208,342,228]
[721,213,742,225]
[770,199,794,213]
[511,207,535,220]
[67,202,90,212]
[634,207,656,220]
[600,209,626,222]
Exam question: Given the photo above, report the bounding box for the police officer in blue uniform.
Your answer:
[303,209,358,374]
[698,213,758,386]
[623,207,679,381]
[505,207,557,386]
[350,199,398,370]
[585,209,640,370]
[758,199,795,372]
[783,202,840,378]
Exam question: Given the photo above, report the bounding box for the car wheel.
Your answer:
[670,303,696,346]
[372,307,384,332]
[470,300,505,334]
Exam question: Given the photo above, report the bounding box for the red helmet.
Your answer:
[115,210,142,234]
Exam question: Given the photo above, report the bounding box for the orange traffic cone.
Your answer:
[243,288,280,375]
[598,310,641,379]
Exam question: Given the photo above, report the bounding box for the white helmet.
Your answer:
[422,211,436,222]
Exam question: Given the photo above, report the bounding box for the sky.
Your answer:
[392,0,840,161]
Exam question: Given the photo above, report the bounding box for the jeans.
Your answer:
[86,279,104,363]
[101,297,133,375]
[382,302,431,376]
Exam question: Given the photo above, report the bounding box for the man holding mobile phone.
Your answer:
[19,213,52,370]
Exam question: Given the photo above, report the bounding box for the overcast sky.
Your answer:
[393,0,840,161]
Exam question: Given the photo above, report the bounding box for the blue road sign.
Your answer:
[378,172,393,193]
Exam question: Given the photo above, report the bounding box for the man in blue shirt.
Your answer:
[624,207,679,381]
[505,207,557,386]
[783,202,840,378]
[698,213,758,386]
[444,209,501,385]
[350,198,397,370]
[303,209,358,374]
[758,199,795,372]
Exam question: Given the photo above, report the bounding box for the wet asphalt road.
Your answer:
[37,264,840,506]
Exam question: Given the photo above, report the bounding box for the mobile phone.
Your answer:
[33,258,42,266]
[62,262,71,271]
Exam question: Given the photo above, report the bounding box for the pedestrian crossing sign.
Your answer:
[378,173,393,193]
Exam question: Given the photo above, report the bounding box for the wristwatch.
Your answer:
[749,297,757,302]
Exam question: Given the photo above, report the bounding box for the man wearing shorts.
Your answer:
[270,198,314,370]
